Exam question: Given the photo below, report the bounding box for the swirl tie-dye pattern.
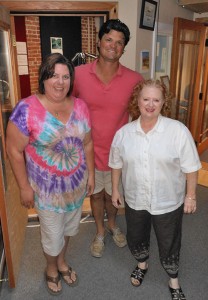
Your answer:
[10,95,91,213]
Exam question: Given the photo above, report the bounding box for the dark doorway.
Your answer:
[39,16,82,63]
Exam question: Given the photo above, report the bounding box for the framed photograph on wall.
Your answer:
[50,37,63,54]
[140,50,150,73]
[160,75,170,91]
[139,0,158,31]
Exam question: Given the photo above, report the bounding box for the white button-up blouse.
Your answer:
[108,115,201,215]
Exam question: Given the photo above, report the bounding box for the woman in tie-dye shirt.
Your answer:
[6,53,94,295]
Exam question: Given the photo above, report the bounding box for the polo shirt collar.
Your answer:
[136,114,165,134]
[89,59,123,76]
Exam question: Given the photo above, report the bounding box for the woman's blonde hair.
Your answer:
[128,79,172,120]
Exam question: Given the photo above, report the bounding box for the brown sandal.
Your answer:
[45,272,62,295]
[59,266,79,287]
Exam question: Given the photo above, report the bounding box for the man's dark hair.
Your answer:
[38,53,74,97]
[98,19,130,46]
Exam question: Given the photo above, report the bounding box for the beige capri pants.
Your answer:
[36,206,82,256]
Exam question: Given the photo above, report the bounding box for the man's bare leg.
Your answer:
[90,189,106,257]
[90,189,105,236]
[45,253,61,293]
[105,191,127,247]
[104,191,117,229]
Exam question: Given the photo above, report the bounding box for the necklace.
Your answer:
[55,111,59,117]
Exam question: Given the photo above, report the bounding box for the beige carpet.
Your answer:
[198,161,208,187]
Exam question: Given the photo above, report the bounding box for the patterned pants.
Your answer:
[125,203,184,278]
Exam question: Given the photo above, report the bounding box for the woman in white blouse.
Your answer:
[108,79,201,300]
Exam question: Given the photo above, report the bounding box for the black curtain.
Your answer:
[40,16,82,64]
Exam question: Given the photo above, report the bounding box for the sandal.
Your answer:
[130,265,148,287]
[45,272,62,296]
[169,286,186,300]
[59,266,79,287]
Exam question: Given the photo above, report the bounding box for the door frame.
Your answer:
[0,20,28,288]
[196,34,208,154]
[0,1,118,288]
[194,18,208,154]
[0,1,118,16]
[170,17,207,143]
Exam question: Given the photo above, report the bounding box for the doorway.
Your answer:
[170,17,207,151]
[0,1,118,288]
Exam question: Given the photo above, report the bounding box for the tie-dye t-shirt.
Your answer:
[9,95,91,213]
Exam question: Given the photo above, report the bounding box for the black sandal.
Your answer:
[169,286,186,300]
[130,265,148,287]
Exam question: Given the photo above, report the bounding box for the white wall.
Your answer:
[59,0,195,74]
[159,0,194,24]
[116,0,139,70]
[194,12,208,19]
[136,0,194,78]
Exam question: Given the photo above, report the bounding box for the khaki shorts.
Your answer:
[36,206,82,256]
[93,169,124,204]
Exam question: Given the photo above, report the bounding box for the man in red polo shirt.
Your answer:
[73,19,143,257]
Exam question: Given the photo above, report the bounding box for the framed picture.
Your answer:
[50,37,63,54]
[139,0,158,31]
[140,50,150,73]
[160,75,170,91]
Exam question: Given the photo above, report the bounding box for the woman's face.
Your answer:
[138,86,165,121]
[97,29,125,62]
[44,63,70,102]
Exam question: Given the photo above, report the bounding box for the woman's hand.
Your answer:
[86,174,95,196]
[83,132,94,197]
[112,190,122,208]
[111,168,122,208]
[184,195,196,214]
[184,172,198,214]
[20,185,34,209]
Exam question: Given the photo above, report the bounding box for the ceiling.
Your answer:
[178,0,208,13]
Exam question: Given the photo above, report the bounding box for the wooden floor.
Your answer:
[28,207,38,217]
[201,161,208,170]
[198,161,208,187]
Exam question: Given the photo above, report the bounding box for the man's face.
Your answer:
[97,29,125,62]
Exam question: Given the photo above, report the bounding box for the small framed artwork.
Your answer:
[139,0,158,31]
[50,37,63,54]
[140,50,150,73]
[160,75,170,91]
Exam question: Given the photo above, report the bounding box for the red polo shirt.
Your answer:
[73,59,143,171]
